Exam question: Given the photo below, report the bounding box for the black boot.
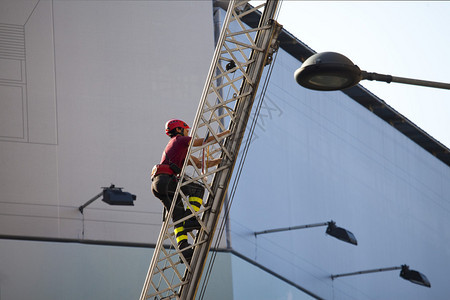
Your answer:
[178,241,193,263]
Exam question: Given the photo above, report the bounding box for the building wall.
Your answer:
[1,1,449,299]
[0,238,236,300]
[0,0,214,244]
[230,254,315,300]
[228,44,450,299]
[0,239,152,300]
[0,238,314,300]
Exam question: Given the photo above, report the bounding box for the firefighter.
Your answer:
[151,119,230,262]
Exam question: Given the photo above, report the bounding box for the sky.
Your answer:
[262,1,450,148]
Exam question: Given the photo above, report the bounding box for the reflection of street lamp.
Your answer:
[331,265,431,288]
[254,220,357,245]
[79,184,136,214]
[294,52,450,91]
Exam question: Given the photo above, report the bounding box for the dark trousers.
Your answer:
[151,174,205,223]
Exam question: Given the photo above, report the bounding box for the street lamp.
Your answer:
[254,220,357,245]
[331,264,431,288]
[79,184,136,214]
[294,52,450,91]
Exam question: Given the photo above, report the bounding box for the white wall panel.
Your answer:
[0,0,215,244]
[25,0,58,144]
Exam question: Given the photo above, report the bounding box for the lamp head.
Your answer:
[400,265,431,288]
[294,52,362,91]
[326,221,357,245]
[102,186,136,206]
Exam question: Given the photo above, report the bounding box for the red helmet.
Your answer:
[165,119,189,136]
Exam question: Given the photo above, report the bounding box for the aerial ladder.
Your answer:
[140,1,282,299]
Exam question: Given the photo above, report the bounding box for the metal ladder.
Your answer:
[140,1,281,299]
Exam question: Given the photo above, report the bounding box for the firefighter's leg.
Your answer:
[166,176,193,262]
[152,175,193,262]
[174,204,193,262]
[173,221,192,263]
[182,181,205,231]
[182,180,205,213]
[151,175,172,218]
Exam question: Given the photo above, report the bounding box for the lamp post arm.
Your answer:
[391,75,450,90]
[331,266,402,280]
[361,71,393,83]
[362,71,450,90]
[79,191,103,214]
[254,222,328,236]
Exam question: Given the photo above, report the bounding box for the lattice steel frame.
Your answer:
[140,1,281,299]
